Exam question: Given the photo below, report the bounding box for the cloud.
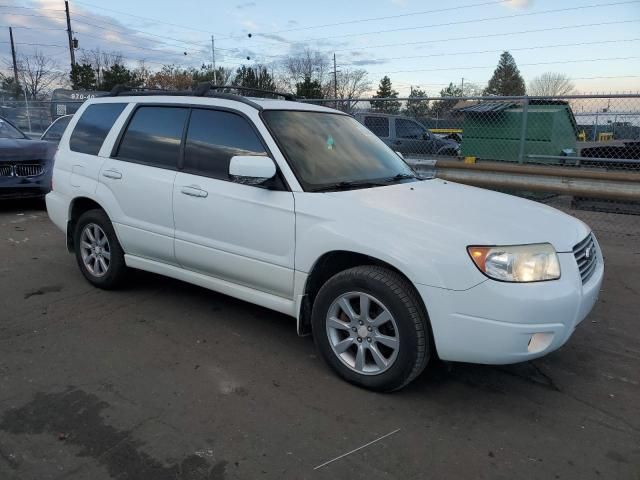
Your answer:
[504,0,533,9]
[236,2,257,9]
[391,0,407,5]
[349,58,388,66]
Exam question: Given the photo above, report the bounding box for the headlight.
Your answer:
[467,243,560,282]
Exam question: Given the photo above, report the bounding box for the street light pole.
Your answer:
[211,35,216,84]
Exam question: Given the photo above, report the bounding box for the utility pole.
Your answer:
[333,53,337,100]
[211,35,216,84]
[9,27,19,86]
[461,77,464,95]
[65,1,75,70]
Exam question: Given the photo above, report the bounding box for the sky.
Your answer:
[1,0,639,95]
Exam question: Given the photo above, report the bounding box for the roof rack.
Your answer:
[107,83,297,110]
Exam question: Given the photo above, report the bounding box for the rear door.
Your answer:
[173,108,295,298]
[98,105,189,264]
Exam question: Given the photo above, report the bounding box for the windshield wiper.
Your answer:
[310,180,387,192]
[377,173,419,184]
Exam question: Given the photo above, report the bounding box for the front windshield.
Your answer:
[0,118,26,139]
[263,110,415,191]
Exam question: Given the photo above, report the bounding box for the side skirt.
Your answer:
[124,254,297,318]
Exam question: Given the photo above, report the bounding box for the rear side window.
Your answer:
[70,103,126,155]
[116,106,189,169]
[184,109,267,180]
[363,116,389,138]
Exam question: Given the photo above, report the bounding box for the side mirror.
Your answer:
[229,155,276,186]
[395,151,405,160]
[422,132,431,141]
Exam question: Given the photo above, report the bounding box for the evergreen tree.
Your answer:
[70,63,97,90]
[371,76,401,113]
[404,88,429,118]
[232,66,275,92]
[484,51,526,96]
[101,64,140,91]
[1,77,22,98]
[295,76,322,98]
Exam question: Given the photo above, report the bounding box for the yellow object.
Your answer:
[577,130,587,142]
[429,128,463,134]
[598,132,614,142]
[464,156,477,164]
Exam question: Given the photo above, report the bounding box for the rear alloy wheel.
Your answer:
[74,209,127,289]
[312,265,431,392]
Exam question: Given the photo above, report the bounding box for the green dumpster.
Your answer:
[459,100,578,162]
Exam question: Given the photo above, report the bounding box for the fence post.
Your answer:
[517,96,529,164]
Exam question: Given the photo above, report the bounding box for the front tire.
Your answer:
[312,266,430,392]
[73,209,127,289]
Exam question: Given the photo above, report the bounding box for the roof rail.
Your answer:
[106,84,271,110]
[201,83,297,101]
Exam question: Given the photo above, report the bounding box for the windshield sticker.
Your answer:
[326,135,334,150]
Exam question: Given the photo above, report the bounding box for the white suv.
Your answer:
[46,88,604,391]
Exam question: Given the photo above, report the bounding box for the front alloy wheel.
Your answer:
[326,292,399,375]
[312,265,431,392]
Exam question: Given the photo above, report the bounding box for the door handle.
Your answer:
[181,185,208,198]
[102,169,122,180]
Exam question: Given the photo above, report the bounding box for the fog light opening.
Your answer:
[527,332,554,353]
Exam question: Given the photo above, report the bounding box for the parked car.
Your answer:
[0,115,55,199]
[41,115,73,145]
[46,89,603,391]
[354,113,459,157]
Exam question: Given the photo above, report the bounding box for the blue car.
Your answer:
[0,115,56,199]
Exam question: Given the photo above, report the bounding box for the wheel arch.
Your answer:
[66,196,109,252]
[299,250,434,351]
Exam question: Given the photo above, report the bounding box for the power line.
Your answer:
[342,38,640,66]
[0,24,66,31]
[71,0,220,35]
[0,41,66,47]
[370,56,640,75]
[249,0,640,46]
[331,19,640,53]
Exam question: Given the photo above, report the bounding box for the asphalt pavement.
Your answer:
[0,199,639,480]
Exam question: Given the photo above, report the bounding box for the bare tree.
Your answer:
[528,72,576,96]
[16,50,64,99]
[281,48,329,91]
[333,68,371,100]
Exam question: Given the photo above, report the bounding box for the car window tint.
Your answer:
[43,116,71,141]
[184,109,267,180]
[396,119,425,139]
[363,116,389,137]
[70,104,126,155]
[117,106,189,169]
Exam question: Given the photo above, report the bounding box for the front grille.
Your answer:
[14,164,44,177]
[573,233,598,283]
[0,165,12,177]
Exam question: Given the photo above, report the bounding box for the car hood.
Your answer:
[324,179,589,253]
[0,138,56,162]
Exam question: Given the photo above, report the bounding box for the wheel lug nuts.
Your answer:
[367,337,372,342]
[352,327,357,332]
[359,320,364,326]
[357,337,362,342]
[367,326,372,332]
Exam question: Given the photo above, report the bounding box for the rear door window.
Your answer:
[70,103,126,155]
[116,106,189,169]
[184,108,267,180]
[364,116,389,138]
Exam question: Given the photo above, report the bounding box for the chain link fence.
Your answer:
[1,92,639,236]
[305,94,640,237]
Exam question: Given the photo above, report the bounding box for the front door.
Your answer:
[172,108,295,298]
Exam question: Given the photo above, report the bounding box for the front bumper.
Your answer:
[0,171,52,199]
[417,245,604,364]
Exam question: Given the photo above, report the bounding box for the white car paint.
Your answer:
[46,94,604,366]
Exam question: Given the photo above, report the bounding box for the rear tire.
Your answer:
[312,265,430,392]
[73,209,127,289]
